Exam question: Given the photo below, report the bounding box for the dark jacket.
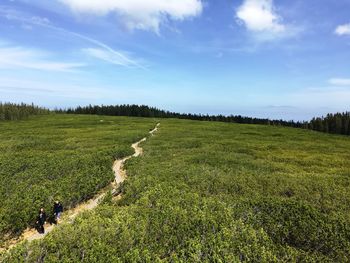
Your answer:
[37,212,46,225]
[54,203,63,214]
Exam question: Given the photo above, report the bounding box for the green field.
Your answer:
[3,117,350,262]
[0,115,156,244]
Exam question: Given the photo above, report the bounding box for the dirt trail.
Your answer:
[2,123,160,251]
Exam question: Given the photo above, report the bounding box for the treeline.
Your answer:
[0,102,49,121]
[61,104,305,128]
[9,103,349,136]
[308,112,350,135]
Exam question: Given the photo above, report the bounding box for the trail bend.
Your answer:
[1,123,160,251]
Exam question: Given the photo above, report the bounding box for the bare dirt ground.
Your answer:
[1,123,160,252]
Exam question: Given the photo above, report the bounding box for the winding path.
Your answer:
[2,123,160,251]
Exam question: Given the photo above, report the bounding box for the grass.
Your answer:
[0,114,156,244]
[2,117,350,262]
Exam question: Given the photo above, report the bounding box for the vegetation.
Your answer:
[63,104,350,137]
[0,102,49,121]
[4,119,350,262]
[0,115,156,245]
[4,102,350,136]
[63,104,306,128]
[308,112,350,135]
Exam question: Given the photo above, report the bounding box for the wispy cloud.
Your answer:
[1,7,49,26]
[335,23,350,36]
[57,0,203,33]
[59,29,147,69]
[30,16,51,26]
[0,7,146,69]
[329,78,350,86]
[290,86,350,108]
[82,48,143,68]
[0,44,84,72]
[0,76,154,109]
[283,78,350,111]
[0,77,122,99]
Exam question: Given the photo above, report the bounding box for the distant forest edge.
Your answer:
[62,104,350,136]
[2,103,350,136]
[0,102,49,121]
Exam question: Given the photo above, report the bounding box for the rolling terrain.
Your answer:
[0,115,157,247]
[2,117,350,262]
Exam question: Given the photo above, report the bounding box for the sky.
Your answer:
[0,0,350,121]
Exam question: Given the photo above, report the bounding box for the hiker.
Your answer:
[53,201,63,223]
[36,208,47,234]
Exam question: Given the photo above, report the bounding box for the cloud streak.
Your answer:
[0,77,122,99]
[0,45,84,72]
[290,86,350,108]
[82,48,143,68]
[75,35,146,69]
[0,7,146,69]
[329,78,350,86]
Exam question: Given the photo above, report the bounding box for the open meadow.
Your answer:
[3,0,350,261]
[3,117,350,262]
[0,115,156,245]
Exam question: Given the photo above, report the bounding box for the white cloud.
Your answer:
[335,23,350,36]
[58,0,203,32]
[0,45,84,72]
[236,0,285,33]
[329,78,350,86]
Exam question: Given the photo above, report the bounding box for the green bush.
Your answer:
[0,114,156,243]
[3,118,350,262]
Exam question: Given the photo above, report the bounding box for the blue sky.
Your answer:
[0,0,350,120]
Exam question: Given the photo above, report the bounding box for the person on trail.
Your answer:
[53,201,63,223]
[36,208,47,234]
